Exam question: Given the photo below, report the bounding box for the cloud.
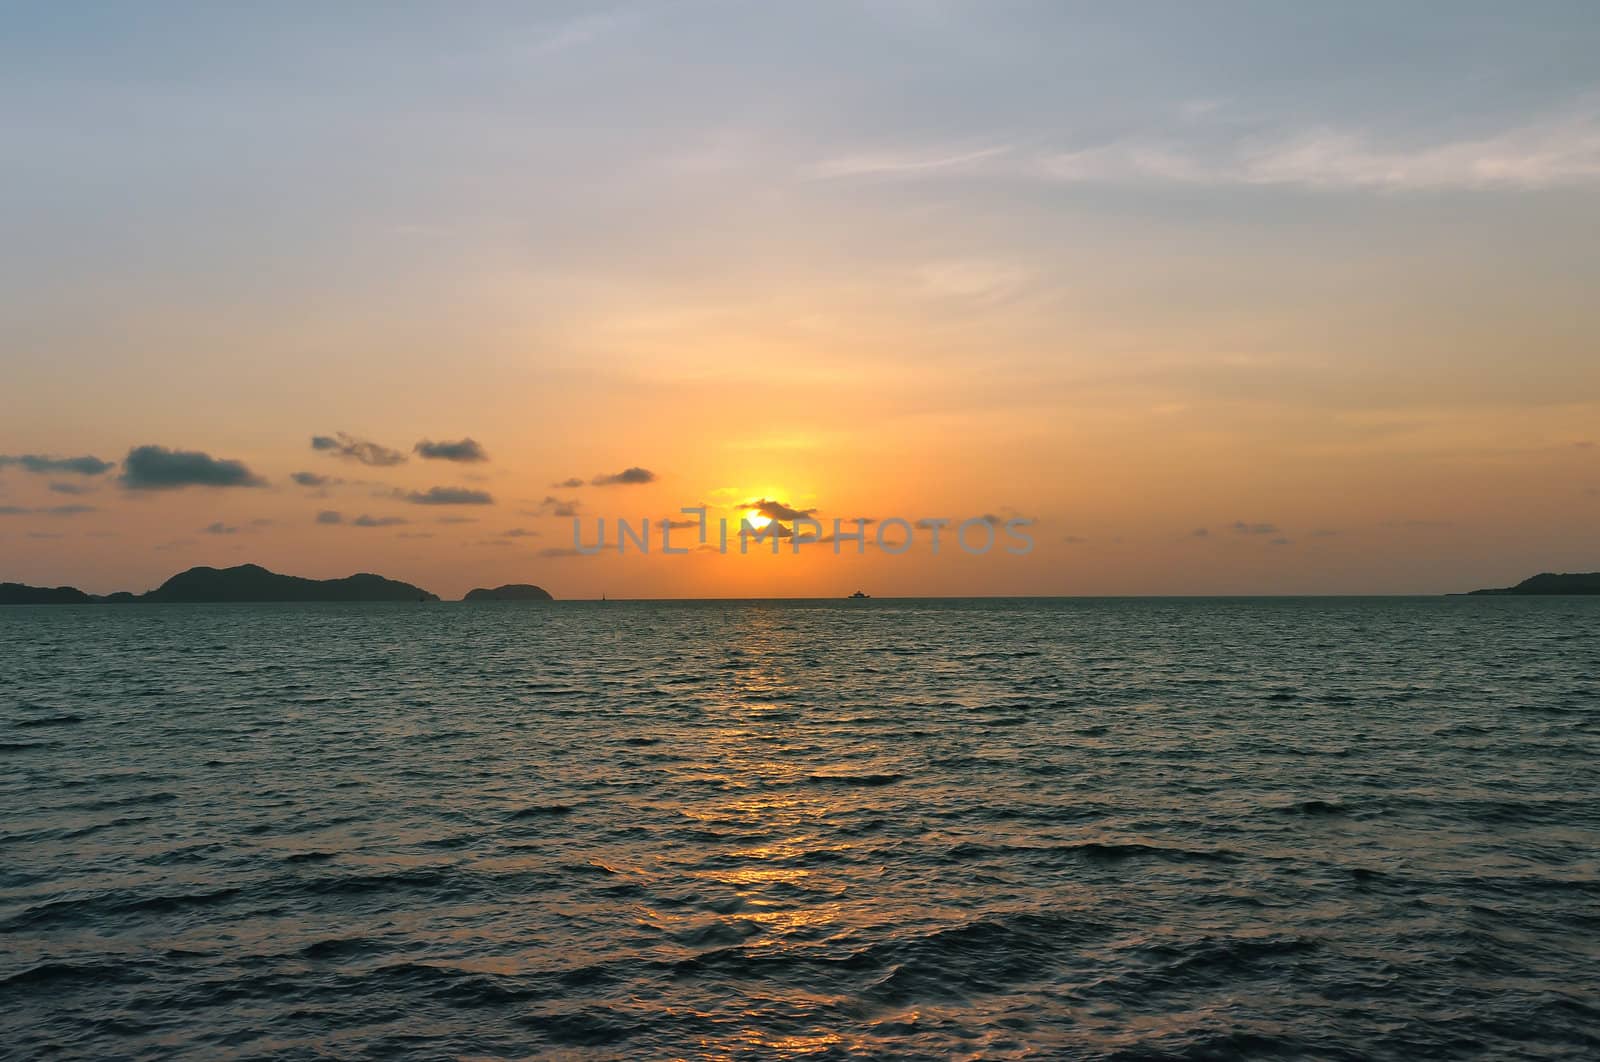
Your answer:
[823,103,1600,194]
[538,546,586,558]
[311,432,407,467]
[292,471,337,487]
[1231,521,1281,535]
[48,481,94,495]
[657,518,699,530]
[592,466,656,486]
[0,454,114,476]
[414,438,489,463]
[405,486,495,506]
[525,495,580,517]
[0,504,96,516]
[203,522,238,535]
[1190,528,1210,538]
[120,446,267,490]
[436,515,479,524]
[808,144,1011,180]
[397,531,434,539]
[915,259,1029,302]
[315,510,343,525]
[743,498,816,521]
[1035,102,1600,192]
[552,477,585,489]
[502,527,541,538]
[353,514,408,528]
[250,518,275,528]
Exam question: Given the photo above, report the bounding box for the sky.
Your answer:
[2,1,1598,598]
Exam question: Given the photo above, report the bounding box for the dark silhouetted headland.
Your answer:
[1466,572,1600,595]
[0,583,97,605]
[145,564,438,602]
[1,564,438,603]
[463,583,554,601]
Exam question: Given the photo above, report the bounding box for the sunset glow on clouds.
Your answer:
[2,3,1597,597]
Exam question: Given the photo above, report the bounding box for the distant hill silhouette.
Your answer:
[1,563,438,604]
[0,582,96,605]
[145,564,438,602]
[1467,572,1600,595]
[463,583,554,601]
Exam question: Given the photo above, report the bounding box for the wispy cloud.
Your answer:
[808,144,1011,180]
[1037,103,1600,191]
[813,101,1600,192]
[0,454,113,476]
[403,486,495,506]
[312,432,407,467]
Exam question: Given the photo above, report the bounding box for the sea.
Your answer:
[2,597,1597,1059]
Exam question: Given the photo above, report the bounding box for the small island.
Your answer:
[1,563,438,604]
[463,583,554,602]
[1466,572,1600,595]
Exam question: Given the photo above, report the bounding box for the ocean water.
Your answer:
[2,597,1598,1060]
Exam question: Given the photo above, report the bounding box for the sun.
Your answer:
[743,509,773,530]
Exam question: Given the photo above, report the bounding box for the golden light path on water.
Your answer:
[3,598,1598,1057]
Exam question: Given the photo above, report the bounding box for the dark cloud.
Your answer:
[311,432,407,467]
[538,546,586,558]
[414,438,488,462]
[315,510,343,525]
[292,471,335,487]
[48,481,95,496]
[120,446,267,490]
[203,522,238,535]
[525,495,580,517]
[406,486,494,506]
[1230,521,1280,535]
[0,504,97,516]
[353,514,408,527]
[0,454,114,476]
[592,466,656,486]
[1190,528,1209,538]
[743,522,795,539]
[502,528,541,538]
[743,498,816,521]
[657,518,699,530]
[552,477,586,489]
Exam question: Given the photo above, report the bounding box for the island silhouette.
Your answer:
[463,584,554,601]
[2,563,442,603]
[1465,572,1600,595]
